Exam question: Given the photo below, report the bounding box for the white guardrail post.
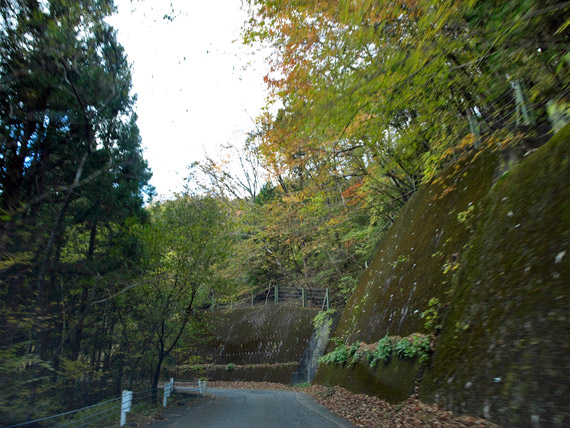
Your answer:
[163,381,172,407]
[120,390,133,427]
[198,380,207,396]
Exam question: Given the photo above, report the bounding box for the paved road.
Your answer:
[144,388,357,428]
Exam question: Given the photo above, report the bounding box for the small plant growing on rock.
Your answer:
[394,338,415,359]
[319,344,348,365]
[348,342,363,368]
[225,363,235,371]
[421,297,443,332]
[313,308,336,329]
[457,203,475,224]
[319,338,360,366]
[320,334,432,367]
[369,335,393,367]
[394,334,431,362]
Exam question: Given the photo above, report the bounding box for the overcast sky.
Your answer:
[107,0,268,198]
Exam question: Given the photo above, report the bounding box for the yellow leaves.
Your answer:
[0,251,33,272]
[326,216,343,228]
[437,184,457,200]
[472,150,485,162]
[457,134,476,151]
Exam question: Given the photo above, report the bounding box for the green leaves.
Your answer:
[370,336,393,367]
[394,334,430,360]
[0,1,153,421]
[136,195,232,321]
[320,333,432,368]
[245,0,569,204]
[234,0,570,313]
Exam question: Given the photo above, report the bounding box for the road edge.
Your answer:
[295,391,357,428]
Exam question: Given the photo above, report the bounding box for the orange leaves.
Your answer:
[342,181,365,207]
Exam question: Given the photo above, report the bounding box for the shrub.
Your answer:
[369,335,393,367]
[394,333,430,361]
[320,333,432,368]
[348,342,363,368]
[319,340,360,366]
[313,309,336,329]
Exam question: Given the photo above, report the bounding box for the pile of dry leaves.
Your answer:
[205,381,501,428]
[207,380,295,391]
[305,385,500,428]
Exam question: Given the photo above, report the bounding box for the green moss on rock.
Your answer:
[315,357,422,403]
[315,125,570,427]
[203,364,297,384]
[333,150,499,346]
[174,305,319,383]
[314,150,499,399]
[205,305,319,365]
[422,126,570,427]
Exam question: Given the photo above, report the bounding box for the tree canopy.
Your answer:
[208,0,570,303]
[0,0,153,421]
[1,0,568,424]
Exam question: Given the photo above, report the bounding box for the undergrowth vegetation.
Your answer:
[313,309,337,329]
[319,333,432,368]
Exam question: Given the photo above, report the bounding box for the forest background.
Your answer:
[1,0,568,425]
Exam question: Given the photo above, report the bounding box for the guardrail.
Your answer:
[3,378,207,428]
[175,379,208,396]
[203,286,330,312]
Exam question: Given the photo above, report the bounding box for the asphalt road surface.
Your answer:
[144,388,357,428]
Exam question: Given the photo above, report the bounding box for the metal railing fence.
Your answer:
[202,286,330,312]
[2,378,206,428]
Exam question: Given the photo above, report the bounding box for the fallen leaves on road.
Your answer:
[205,381,501,428]
[207,380,295,391]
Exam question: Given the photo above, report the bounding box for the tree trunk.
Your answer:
[151,350,165,401]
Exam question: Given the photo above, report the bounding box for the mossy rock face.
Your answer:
[422,127,570,427]
[203,365,297,384]
[178,305,319,366]
[314,150,499,400]
[315,126,570,427]
[330,150,499,345]
[207,305,319,365]
[314,358,422,403]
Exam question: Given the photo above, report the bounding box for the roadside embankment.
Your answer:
[315,126,570,427]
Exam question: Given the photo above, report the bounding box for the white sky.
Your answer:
[107,0,269,198]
